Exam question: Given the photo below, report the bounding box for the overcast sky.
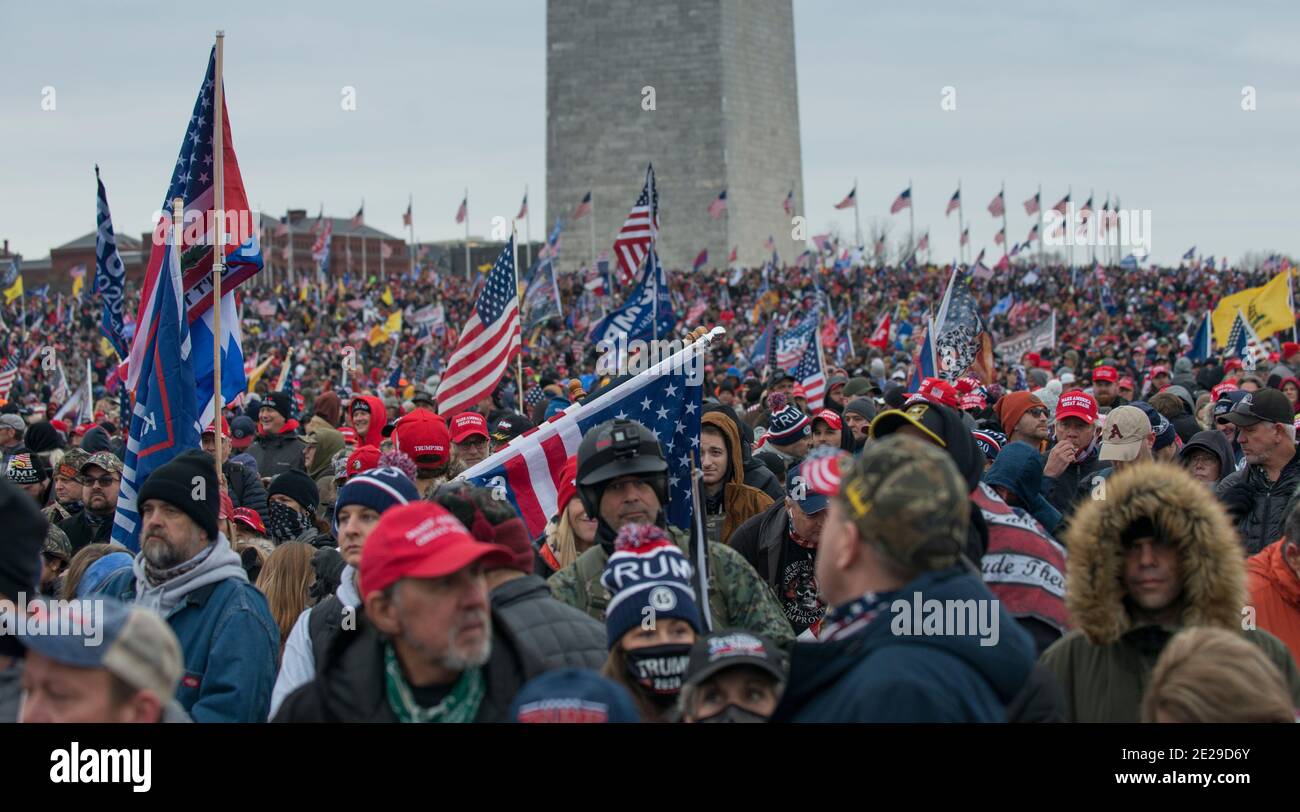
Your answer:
[2,0,1297,266]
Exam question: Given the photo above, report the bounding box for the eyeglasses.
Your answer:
[82,475,118,488]
[1027,408,1050,418]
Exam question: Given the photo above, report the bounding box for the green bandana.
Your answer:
[383,644,485,723]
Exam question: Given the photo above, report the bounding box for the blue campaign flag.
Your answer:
[587,249,675,346]
[1188,312,1213,362]
[991,293,1015,317]
[906,318,937,392]
[94,165,129,358]
[1119,253,1140,270]
[894,320,914,350]
[747,322,774,371]
[112,218,202,552]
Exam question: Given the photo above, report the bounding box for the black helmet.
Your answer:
[576,418,668,518]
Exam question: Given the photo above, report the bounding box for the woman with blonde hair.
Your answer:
[1142,626,1296,723]
[535,456,598,577]
[255,541,317,662]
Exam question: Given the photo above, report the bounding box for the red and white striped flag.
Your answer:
[783,189,795,215]
[380,242,394,260]
[988,191,1005,218]
[0,355,18,400]
[708,189,727,219]
[611,166,658,286]
[351,203,364,228]
[516,193,528,220]
[455,195,468,225]
[960,227,970,246]
[946,188,961,216]
[435,238,521,416]
[834,186,856,210]
[403,200,413,227]
[793,333,826,410]
[915,231,929,253]
[1052,193,1070,216]
[994,228,1005,246]
[573,191,592,221]
[1023,192,1040,216]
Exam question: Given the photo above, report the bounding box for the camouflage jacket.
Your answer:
[42,502,76,526]
[547,526,794,649]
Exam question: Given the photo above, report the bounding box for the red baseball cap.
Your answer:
[391,411,450,470]
[450,412,489,444]
[915,377,960,409]
[813,409,842,431]
[347,445,382,478]
[50,419,68,434]
[339,426,359,446]
[202,416,232,436]
[1024,352,1042,366]
[359,501,514,598]
[554,456,579,513]
[232,507,267,536]
[74,422,97,437]
[1055,392,1099,425]
[1118,377,1135,391]
[1284,342,1300,358]
[1092,366,1118,383]
[1224,358,1244,374]
[1211,381,1239,401]
[1150,365,1170,378]
[791,384,808,399]
[960,391,987,411]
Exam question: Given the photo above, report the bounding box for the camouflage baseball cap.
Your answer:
[80,451,124,476]
[836,434,969,572]
[57,448,90,480]
[43,524,73,562]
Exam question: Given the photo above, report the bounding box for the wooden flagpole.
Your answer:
[212,31,226,495]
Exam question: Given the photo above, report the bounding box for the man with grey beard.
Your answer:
[274,501,550,722]
[91,450,280,723]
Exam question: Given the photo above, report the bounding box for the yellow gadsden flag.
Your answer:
[381,285,395,307]
[384,310,402,336]
[1213,268,1294,344]
[3,276,23,305]
[71,273,85,299]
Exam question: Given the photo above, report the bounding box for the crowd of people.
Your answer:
[3,254,1300,723]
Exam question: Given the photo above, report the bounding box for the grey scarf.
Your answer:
[132,534,247,616]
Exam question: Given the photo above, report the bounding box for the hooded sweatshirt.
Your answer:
[983,441,1062,535]
[349,395,387,447]
[132,536,249,616]
[1177,429,1235,483]
[1039,463,1300,721]
[700,411,774,545]
[1247,541,1300,666]
[313,391,343,427]
[307,426,347,489]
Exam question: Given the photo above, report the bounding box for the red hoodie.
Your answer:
[349,395,387,447]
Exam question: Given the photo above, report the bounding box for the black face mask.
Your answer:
[624,644,692,701]
[696,704,770,724]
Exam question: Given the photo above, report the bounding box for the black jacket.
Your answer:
[224,459,268,519]
[1043,450,1108,520]
[729,500,787,588]
[248,423,306,478]
[58,510,113,553]
[490,574,607,671]
[1216,447,1300,555]
[272,607,547,723]
[743,456,785,502]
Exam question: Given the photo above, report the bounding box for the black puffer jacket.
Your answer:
[248,420,306,477]
[1216,446,1300,554]
[1043,450,1108,520]
[490,574,607,670]
[224,459,268,519]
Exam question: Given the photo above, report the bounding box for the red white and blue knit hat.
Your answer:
[766,393,810,447]
[599,524,701,649]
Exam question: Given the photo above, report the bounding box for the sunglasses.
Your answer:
[1027,408,1050,418]
[82,475,119,488]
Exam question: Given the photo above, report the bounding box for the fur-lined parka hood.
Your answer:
[1062,462,1245,645]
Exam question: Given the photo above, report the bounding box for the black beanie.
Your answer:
[0,478,46,657]
[268,468,320,514]
[137,449,220,541]
[265,391,294,420]
[24,421,65,454]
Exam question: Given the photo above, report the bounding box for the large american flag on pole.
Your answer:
[775,313,819,370]
[461,338,706,539]
[793,332,826,410]
[612,165,659,286]
[0,354,18,401]
[435,237,521,416]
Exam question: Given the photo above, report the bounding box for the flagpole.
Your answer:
[1089,187,1096,267]
[524,184,532,272]
[1036,182,1043,270]
[1000,181,1009,268]
[908,177,915,257]
[85,356,94,425]
[853,177,862,248]
[212,31,226,484]
[463,188,470,280]
[1066,185,1073,272]
[407,195,416,281]
[588,191,597,272]
[510,225,524,401]
[957,180,965,265]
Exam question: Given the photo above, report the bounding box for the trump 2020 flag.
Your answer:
[587,249,675,346]
[933,263,995,383]
[112,218,202,552]
[460,340,705,538]
[94,165,129,358]
[1188,312,1212,363]
[907,318,938,393]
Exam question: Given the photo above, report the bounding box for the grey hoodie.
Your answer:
[132,534,247,617]
[1178,429,1237,483]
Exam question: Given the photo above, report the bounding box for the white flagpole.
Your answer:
[523,185,532,272]
[212,31,226,483]
[511,225,524,399]
[956,180,965,265]
[463,188,470,280]
[853,177,861,248]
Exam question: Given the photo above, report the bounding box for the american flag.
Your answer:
[573,191,592,221]
[0,355,17,400]
[890,186,912,214]
[435,237,521,416]
[461,342,704,539]
[794,332,826,410]
[455,195,468,225]
[708,189,727,219]
[988,191,1005,218]
[915,231,929,253]
[946,188,961,216]
[516,192,528,220]
[612,166,659,286]
[994,227,1005,245]
[728,245,738,264]
[351,203,364,229]
[960,227,970,246]
[1024,192,1040,216]
[403,200,413,227]
[1051,193,1070,216]
[775,314,818,370]
[692,249,708,272]
[934,262,994,383]
[763,235,776,253]
[1025,223,1040,244]
[783,189,795,215]
[834,186,856,210]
